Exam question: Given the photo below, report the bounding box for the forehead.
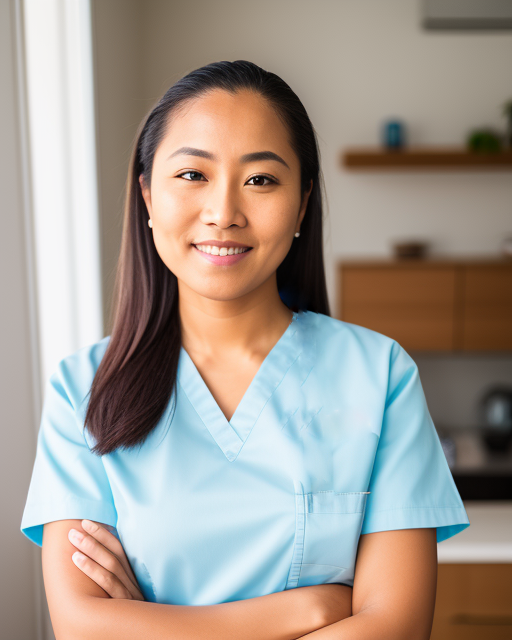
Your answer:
[155,89,297,166]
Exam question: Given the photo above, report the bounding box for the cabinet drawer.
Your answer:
[445,617,512,640]
[461,265,512,350]
[339,266,456,351]
[431,564,512,640]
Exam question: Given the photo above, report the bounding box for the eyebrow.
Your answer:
[167,146,290,169]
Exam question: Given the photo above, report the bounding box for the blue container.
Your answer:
[382,120,406,149]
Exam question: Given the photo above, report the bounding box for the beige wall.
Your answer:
[92,0,512,428]
[92,0,147,332]
[1,1,42,638]
[139,0,512,300]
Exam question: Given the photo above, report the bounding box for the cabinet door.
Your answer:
[339,266,456,351]
[431,564,512,640]
[461,265,512,351]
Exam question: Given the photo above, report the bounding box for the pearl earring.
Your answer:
[294,232,300,238]
[148,219,153,228]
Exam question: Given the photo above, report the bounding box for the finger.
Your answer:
[68,528,143,600]
[81,520,140,588]
[71,551,134,599]
[69,528,143,600]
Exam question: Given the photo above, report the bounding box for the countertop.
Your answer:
[437,501,512,563]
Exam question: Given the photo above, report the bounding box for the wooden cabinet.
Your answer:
[338,259,512,352]
[461,265,512,351]
[339,264,457,351]
[431,564,512,640]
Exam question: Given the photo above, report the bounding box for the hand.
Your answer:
[304,583,353,628]
[68,520,145,601]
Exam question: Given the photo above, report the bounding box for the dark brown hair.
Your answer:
[85,60,330,455]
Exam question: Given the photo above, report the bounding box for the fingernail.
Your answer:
[69,529,83,542]
[82,520,96,532]
[72,551,85,563]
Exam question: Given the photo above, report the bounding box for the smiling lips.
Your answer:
[196,244,249,256]
[192,242,253,264]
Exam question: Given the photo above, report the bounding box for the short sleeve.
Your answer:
[360,341,470,543]
[20,360,117,547]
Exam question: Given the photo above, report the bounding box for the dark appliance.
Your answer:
[479,385,512,453]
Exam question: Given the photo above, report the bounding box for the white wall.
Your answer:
[93,0,512,428]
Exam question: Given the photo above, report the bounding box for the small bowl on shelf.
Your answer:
[501,236,512,258]
[391,240,429,259]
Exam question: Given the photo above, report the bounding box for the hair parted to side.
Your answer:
[84,60,330,456]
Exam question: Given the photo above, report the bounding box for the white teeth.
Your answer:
[195,245,249,256]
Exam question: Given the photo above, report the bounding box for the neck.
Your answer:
[178,276,293,360]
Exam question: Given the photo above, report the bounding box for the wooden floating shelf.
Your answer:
[341,146,512,170]
[337,256,512,267]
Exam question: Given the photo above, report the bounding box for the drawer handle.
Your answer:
[450,614,512,626]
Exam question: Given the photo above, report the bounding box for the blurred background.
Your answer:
[2,0,511,638]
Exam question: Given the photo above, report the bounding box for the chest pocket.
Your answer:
[286,491,370,589]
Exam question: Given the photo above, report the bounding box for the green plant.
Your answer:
[502,99,512,120]
[503,99,512,147]
[466,129,503,153]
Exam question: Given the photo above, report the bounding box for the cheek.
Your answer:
[152,189,195,238]
[153,189,194,222]
[149,197,193,276]
[253,195,298,247]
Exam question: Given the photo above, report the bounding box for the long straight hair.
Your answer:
[85,60,330,455]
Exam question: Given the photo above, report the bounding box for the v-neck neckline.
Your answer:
[177,310,303,462]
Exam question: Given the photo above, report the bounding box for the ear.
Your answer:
[139,174,153,216]
[297,179,313,230]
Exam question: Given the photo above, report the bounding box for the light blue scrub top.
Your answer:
[21,310,470,605]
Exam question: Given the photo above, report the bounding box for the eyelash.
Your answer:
[175,171,277,186]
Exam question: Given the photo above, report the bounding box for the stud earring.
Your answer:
[294,232,300,238]
[148,219,153,228]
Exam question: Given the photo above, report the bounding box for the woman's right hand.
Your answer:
[304,583,353,628]
[67,519,145,601]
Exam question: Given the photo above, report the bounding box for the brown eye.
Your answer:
[177,171,206,181]
[247,175,276,186]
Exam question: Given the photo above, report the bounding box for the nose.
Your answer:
[199,177,246,229]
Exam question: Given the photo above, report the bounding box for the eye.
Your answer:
[176,171,206,181]
[175,172,277,185]
[246,175,277,186]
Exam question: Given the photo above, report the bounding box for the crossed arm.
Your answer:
[42,520,437,640]
[297,528,438,639]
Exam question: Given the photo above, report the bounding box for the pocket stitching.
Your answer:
[295,491,371,495]
[306,491,370,514]
[301,562,348,570]
[298,491,370,586]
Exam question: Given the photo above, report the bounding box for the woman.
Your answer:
[21,60,469,640]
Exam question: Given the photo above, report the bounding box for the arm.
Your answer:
[296,528,438,640]
[42,519,351,640]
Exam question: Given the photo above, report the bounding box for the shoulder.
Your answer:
[50,336,111,412]
[298,311,417,398]
[300,310,399,362]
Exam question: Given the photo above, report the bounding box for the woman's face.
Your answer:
[140,88,312,303]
